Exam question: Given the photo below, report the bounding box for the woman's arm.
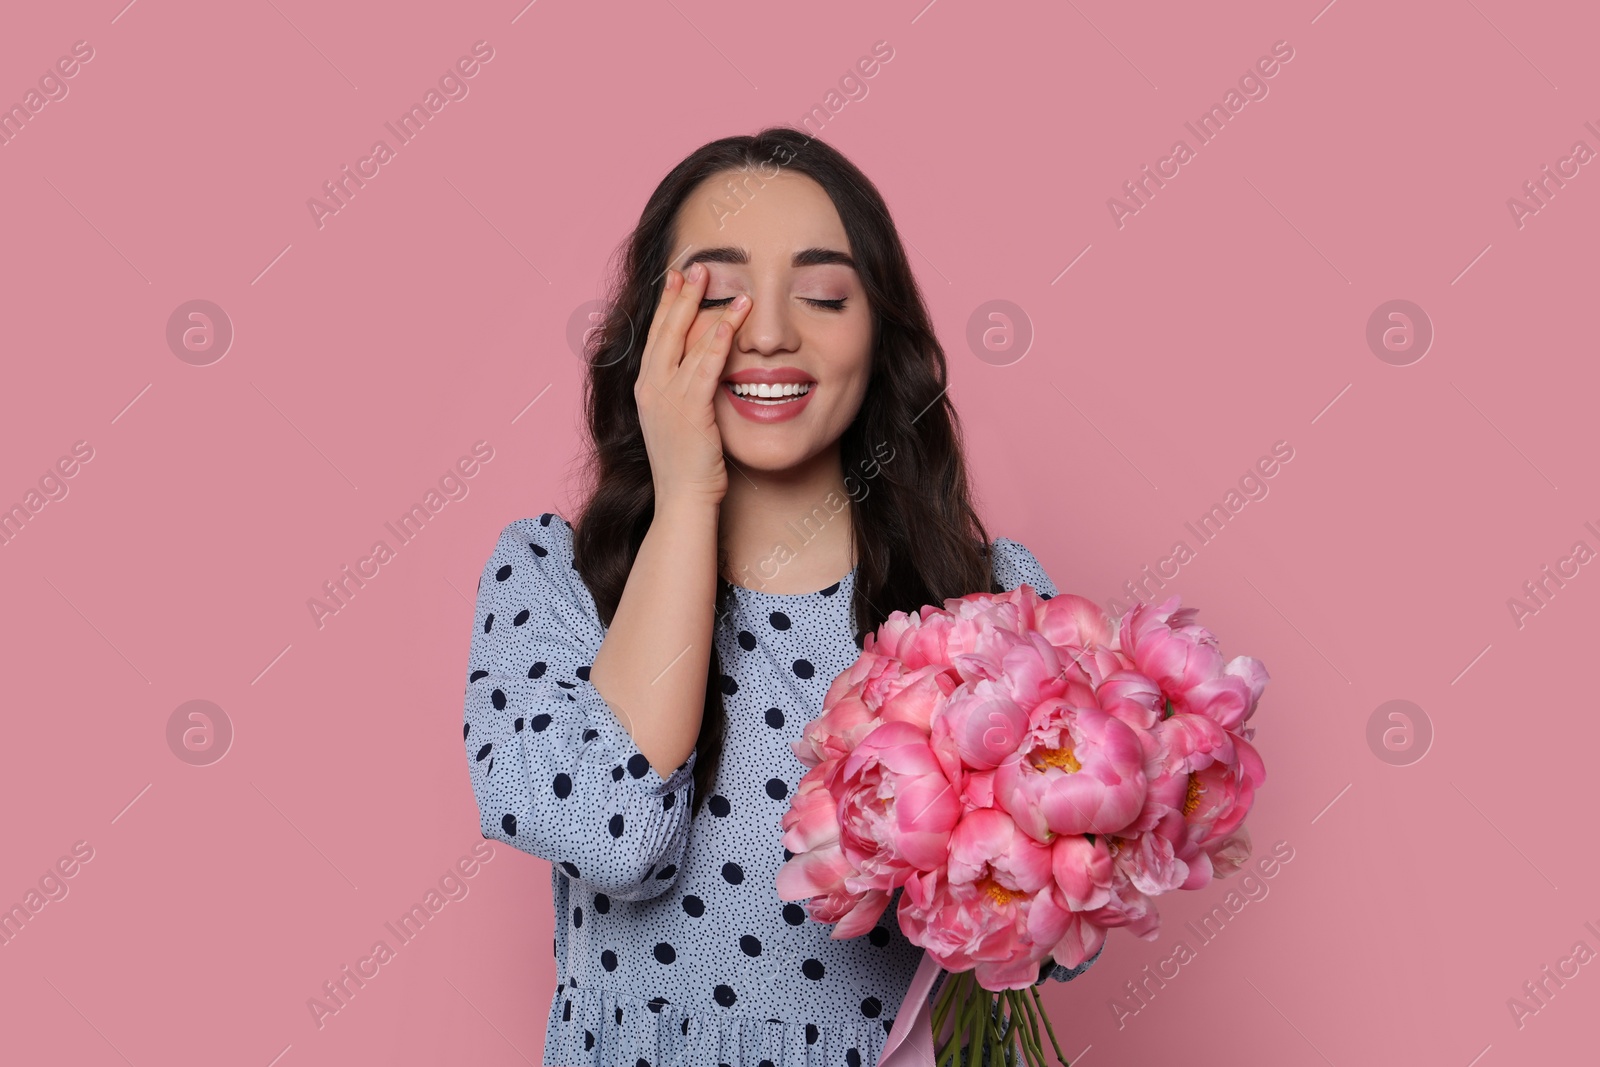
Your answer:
[587,261,753,777]
[463,518,695,901]
[586,498,719,778]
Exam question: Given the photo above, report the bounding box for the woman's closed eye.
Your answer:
[700,296,847,311]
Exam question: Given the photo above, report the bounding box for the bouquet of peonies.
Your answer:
[776,587,1268,1067]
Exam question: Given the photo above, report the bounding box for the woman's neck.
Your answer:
[718,443,856,595]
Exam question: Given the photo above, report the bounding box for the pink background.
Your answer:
[2,1,1595,1064]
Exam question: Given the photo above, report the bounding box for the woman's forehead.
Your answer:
[675,170,848,252]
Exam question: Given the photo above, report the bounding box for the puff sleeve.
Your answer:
[1035,942,1106,985]
[462,513,697,902]
[989,536,1060,600]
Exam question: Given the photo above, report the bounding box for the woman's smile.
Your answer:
[720,367,818,422]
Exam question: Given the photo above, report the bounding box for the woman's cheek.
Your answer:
[685,315,715,350]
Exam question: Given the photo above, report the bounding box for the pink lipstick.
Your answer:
[720,368,816,424]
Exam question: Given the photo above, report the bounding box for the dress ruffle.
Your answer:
[546,976,898,1067]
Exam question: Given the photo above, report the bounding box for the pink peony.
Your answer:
[1081,854,1164,941]
[1130,711,1266,891]
[1032,591,1116,651]
[897,808,1069,989]
[1116,595,1271,733]
[777,720,963,938]
[930,679,1032,773]
[774,760,892,939]
[775,583,1271,1034]
[1116,596,1223,697]
[792,656,957,767]
[837,720,964,877]
[991,689,1150,840]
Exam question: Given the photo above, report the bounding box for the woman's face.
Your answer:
[670,169,873,476]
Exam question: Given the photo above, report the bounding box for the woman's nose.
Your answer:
[733,287,799,355]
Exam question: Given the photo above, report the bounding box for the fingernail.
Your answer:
[688,262,704,282]
[732,294,749,310]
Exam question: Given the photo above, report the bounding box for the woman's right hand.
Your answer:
[634,261,753,511]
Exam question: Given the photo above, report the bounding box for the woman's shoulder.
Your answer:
[988,534,1059,598]
[484,511,578,567]
[478,512,596,614]
[490,510,575,548]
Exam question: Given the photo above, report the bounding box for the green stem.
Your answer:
[998,992,1016,1067]
[931,971,958,1048]
[1026,986,1071,1066]
[983,988,1002,1067]
[997,992,1016,1067]
[940,979,979,1067]
[1022,990,1046,1067]
[1004,991,1030,1067]
[965,975,986,1067]
[936,972,972,1067]
[1011,991,1049,1067]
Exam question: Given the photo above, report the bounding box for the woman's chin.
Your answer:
[720,438,816,478]
[725,453,807,477]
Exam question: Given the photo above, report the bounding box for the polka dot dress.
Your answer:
[463,513,1104,1067]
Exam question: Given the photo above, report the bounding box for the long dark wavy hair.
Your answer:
[572,126,1001,816]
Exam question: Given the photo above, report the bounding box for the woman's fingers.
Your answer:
[640,261,711,388]
[636,267,683,385]
[663,261,712,375]
[676,294,750,404]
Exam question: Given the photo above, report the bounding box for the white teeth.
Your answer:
[729,382,812,403]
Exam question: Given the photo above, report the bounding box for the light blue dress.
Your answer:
[462,514,1103,1067]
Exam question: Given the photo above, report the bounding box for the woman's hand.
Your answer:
[591,262,746,776]
[634,262,753,511]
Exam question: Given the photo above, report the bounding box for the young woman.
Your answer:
[462,127,1101,1067]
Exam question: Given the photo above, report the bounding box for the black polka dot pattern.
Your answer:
[462,514,1097,1066]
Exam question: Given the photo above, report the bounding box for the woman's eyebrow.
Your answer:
[681,246,857,270]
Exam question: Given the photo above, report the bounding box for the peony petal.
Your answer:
[829,888,892,939]
[775,843,855,900]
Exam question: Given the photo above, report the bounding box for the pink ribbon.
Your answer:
[877,950,943,1066]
